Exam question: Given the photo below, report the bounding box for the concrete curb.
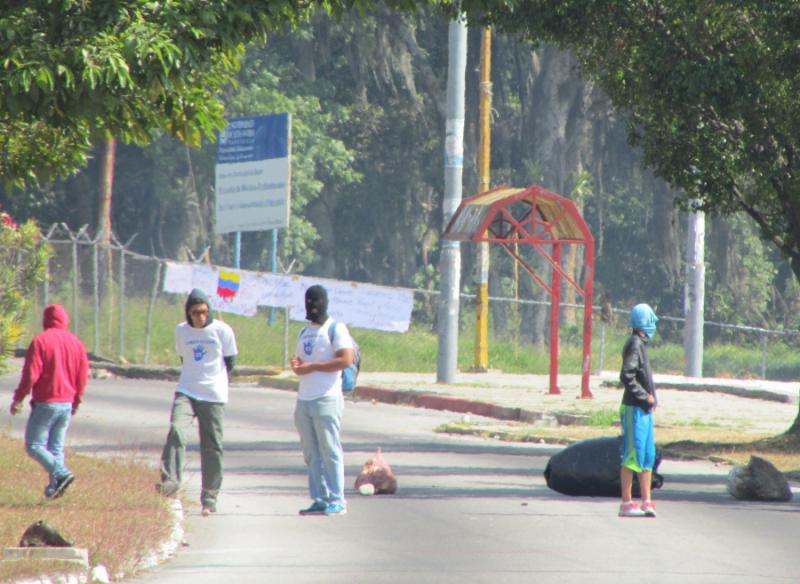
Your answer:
[2,546,88,567]
[599,372,799,404]
[91,363,282,382]
[92,362,796,424]
[657,381,795,403]
[352,385,590,426]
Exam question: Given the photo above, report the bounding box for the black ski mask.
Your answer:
[305,285,328,324]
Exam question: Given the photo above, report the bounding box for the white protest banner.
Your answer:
[163,263,260,316]
[215,114,292,234]
[163,262,193,295]
[163,262,414,332]
[254,272,306,308]
[323,280,414,333]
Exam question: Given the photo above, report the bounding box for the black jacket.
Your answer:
[620,333,656,412]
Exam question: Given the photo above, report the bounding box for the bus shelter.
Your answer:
[443,185,595,398]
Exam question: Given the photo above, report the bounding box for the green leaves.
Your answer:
[462,0,800,281]
[0,0,418,185]
[0,216,51,364]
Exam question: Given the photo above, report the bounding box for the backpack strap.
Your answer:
[327,320,338,347]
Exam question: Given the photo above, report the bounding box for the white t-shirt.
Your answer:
[296,318,354,401]
[175,319,238,403]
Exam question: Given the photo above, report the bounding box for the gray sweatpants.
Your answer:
[160,392,224,508]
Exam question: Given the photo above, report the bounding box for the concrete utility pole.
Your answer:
[473,26,492,372]
[437,14,468,383]
[684,203,705,377]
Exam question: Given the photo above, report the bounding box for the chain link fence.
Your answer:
[34,224,800,378]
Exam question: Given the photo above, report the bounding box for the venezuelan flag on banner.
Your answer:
[217,270,241,300]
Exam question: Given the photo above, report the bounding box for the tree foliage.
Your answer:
[0,0,431,185]
[0,211,51,368]
[461,0,800,284]
[2,2,795,340]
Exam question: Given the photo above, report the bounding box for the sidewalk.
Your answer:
[337,370,799,436]
[87,361,800,437]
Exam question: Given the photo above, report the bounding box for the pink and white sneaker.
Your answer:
[619,501,646,517]
[641,500,657,517]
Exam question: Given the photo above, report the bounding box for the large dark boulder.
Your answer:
[726,456,792,502]
[544,436,663,497]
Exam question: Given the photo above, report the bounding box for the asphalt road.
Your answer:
[3,376,799,584]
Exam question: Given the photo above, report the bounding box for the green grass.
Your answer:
[585,408,620,427]
[0,434,173,583]
[19,294,800,381]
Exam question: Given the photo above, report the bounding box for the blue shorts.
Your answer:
[620,404,655,472]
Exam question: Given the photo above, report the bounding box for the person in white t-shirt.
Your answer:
[157,288,238,516]
[292,285,354,516]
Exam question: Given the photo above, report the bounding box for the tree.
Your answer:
[463,0,800,283]
[457,0,800,432]
[0,0,421,185]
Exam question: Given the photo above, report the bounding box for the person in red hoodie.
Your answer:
[9,304,89,499]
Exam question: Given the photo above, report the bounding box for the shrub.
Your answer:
[0,210,51,368]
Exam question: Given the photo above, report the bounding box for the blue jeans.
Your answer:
[294,394,346,507]
[25,402,73,487]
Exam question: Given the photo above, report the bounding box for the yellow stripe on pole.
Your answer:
[473,26,492,372]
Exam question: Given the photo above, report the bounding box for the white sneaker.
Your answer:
[641,500,657,517]
[619,501,646,517]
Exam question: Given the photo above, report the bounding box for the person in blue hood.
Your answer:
[618,303,658,518]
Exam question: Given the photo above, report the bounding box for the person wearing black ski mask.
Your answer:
[305,284,328,324]
[291,285,355,516]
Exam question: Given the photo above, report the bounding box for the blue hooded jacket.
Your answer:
[629,303,658,339]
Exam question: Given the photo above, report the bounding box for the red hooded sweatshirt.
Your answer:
[13,304,89,406]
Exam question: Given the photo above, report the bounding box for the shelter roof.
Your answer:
[443,185,591,244]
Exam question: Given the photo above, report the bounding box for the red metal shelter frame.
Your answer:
[443,185,595,398]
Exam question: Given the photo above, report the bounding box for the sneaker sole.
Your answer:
[299,509,327,516]
[50,475,75,500]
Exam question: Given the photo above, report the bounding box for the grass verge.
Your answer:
[434,420,800,479]
[0,435,173,583]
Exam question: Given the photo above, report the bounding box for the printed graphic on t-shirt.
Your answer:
[303,339,313,356]
[187,339,216,363]
[193,344,207,362]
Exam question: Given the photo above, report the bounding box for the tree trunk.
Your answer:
[97,136,115,246]
[785,401,800,436]
[97,136,116,354]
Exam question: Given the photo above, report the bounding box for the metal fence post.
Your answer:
[41,224,58,307]
[43,256,50,307]
[595,321,606,374]
[283,307,291,369]
[760,333,768,379]
[116,233,137,359]
[118,247,125,358]
[144,261,162,365]
[92,231,101,355]
[70,230,80,336]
